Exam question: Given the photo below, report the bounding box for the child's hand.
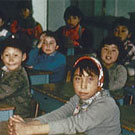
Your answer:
[37,40,44,49]
[8,115,25,135]
[11,122,29,135]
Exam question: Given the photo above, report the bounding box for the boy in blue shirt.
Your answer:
[26,31,66,83]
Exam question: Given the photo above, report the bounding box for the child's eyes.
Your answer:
[74,76,81,81]
[14,54,19,57]
[103,48,108,51]
[112,49,117,52]
[4,54,9,57]
[88,76,94,82]
[73,16,78,19]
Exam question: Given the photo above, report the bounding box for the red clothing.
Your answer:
[10,19,42,40]
[63,25,85,46]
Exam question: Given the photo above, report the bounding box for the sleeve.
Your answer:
[109,65,127,90]
[35,95,78,123]
[48,98,117,134]
[25,48,40,66]
[34,22,43,39]
[10,20,18,33]
[0,71,26,99]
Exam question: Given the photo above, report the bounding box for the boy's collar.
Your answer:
[46,51,57,56]
[1,66,9,72]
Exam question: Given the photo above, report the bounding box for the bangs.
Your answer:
[72,59,100,78]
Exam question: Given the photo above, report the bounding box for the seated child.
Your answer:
[0,35,32,118]
[97,36,127,101]
[25,30,66,83]
[8,56,121,135]
[10,1,43,47]
[112,17,135,66]
[55,6,93,55]
[0,10,11,42]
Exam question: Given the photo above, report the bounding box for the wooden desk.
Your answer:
[26,68,52,85]
[120,105,135,134]
[31,84,67,113]
[0,104,15,122]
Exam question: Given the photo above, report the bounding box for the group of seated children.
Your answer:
[0,5,134,135]
[8,56,121,135]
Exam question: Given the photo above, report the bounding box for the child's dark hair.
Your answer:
[71,59,100,80]
[97,36,124,63]
[0,34,29,55]
[64,6,83,22]
[40,30,59,45]
[112,17,131,33]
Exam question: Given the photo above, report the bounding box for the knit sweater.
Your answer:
[26,48,66,83]
[35,89,121,135]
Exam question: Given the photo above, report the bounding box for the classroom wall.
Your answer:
[32,0,47,31]
[47,0,71,31]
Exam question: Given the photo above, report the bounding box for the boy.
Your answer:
[113,17,135,65]
[8,56,121,135]
[55,6,93,55]
[25,30,66,83]
[0,35,32,118]
[97,36,127,104]
[10,1,43,47]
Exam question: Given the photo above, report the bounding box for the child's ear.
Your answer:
[55,45,59,50]
[22,53,27,61]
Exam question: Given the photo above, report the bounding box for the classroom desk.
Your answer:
[31,84,68,113]
[26,68,52,85]
[120,105,135,134]
[0,104,15,122]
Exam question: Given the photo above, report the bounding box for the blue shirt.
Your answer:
[26,48,66,83]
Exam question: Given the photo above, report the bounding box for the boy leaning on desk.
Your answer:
[8,56,121,135]
[0,35,32,118]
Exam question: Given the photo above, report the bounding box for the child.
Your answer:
[0,10,11,42]
[25,30,66,83]
[8,56,121,135]
[10,1,43,47]
[55,6,93,55]
[0,35,32,118]
[97,36,127,102]
[112,17,135,66]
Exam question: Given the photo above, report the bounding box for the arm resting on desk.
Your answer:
[8,115,50,135]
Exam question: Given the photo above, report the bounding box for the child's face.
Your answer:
[21,8,30,19]
[0,18,4,27]
[73,68,99,100]
[101,44,119,68]
[1,47,26,71]
[41,36,59,55]
[113,25,130,41]
[66,16,81,28]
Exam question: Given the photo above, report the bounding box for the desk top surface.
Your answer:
[0,103,15,111]
[120,105,135,132]
[26,68,53,75]
[32,84,68,103]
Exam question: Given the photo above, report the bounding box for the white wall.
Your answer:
[32,0,47,31]
[106,0,135,18]
[47,0,71,31]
